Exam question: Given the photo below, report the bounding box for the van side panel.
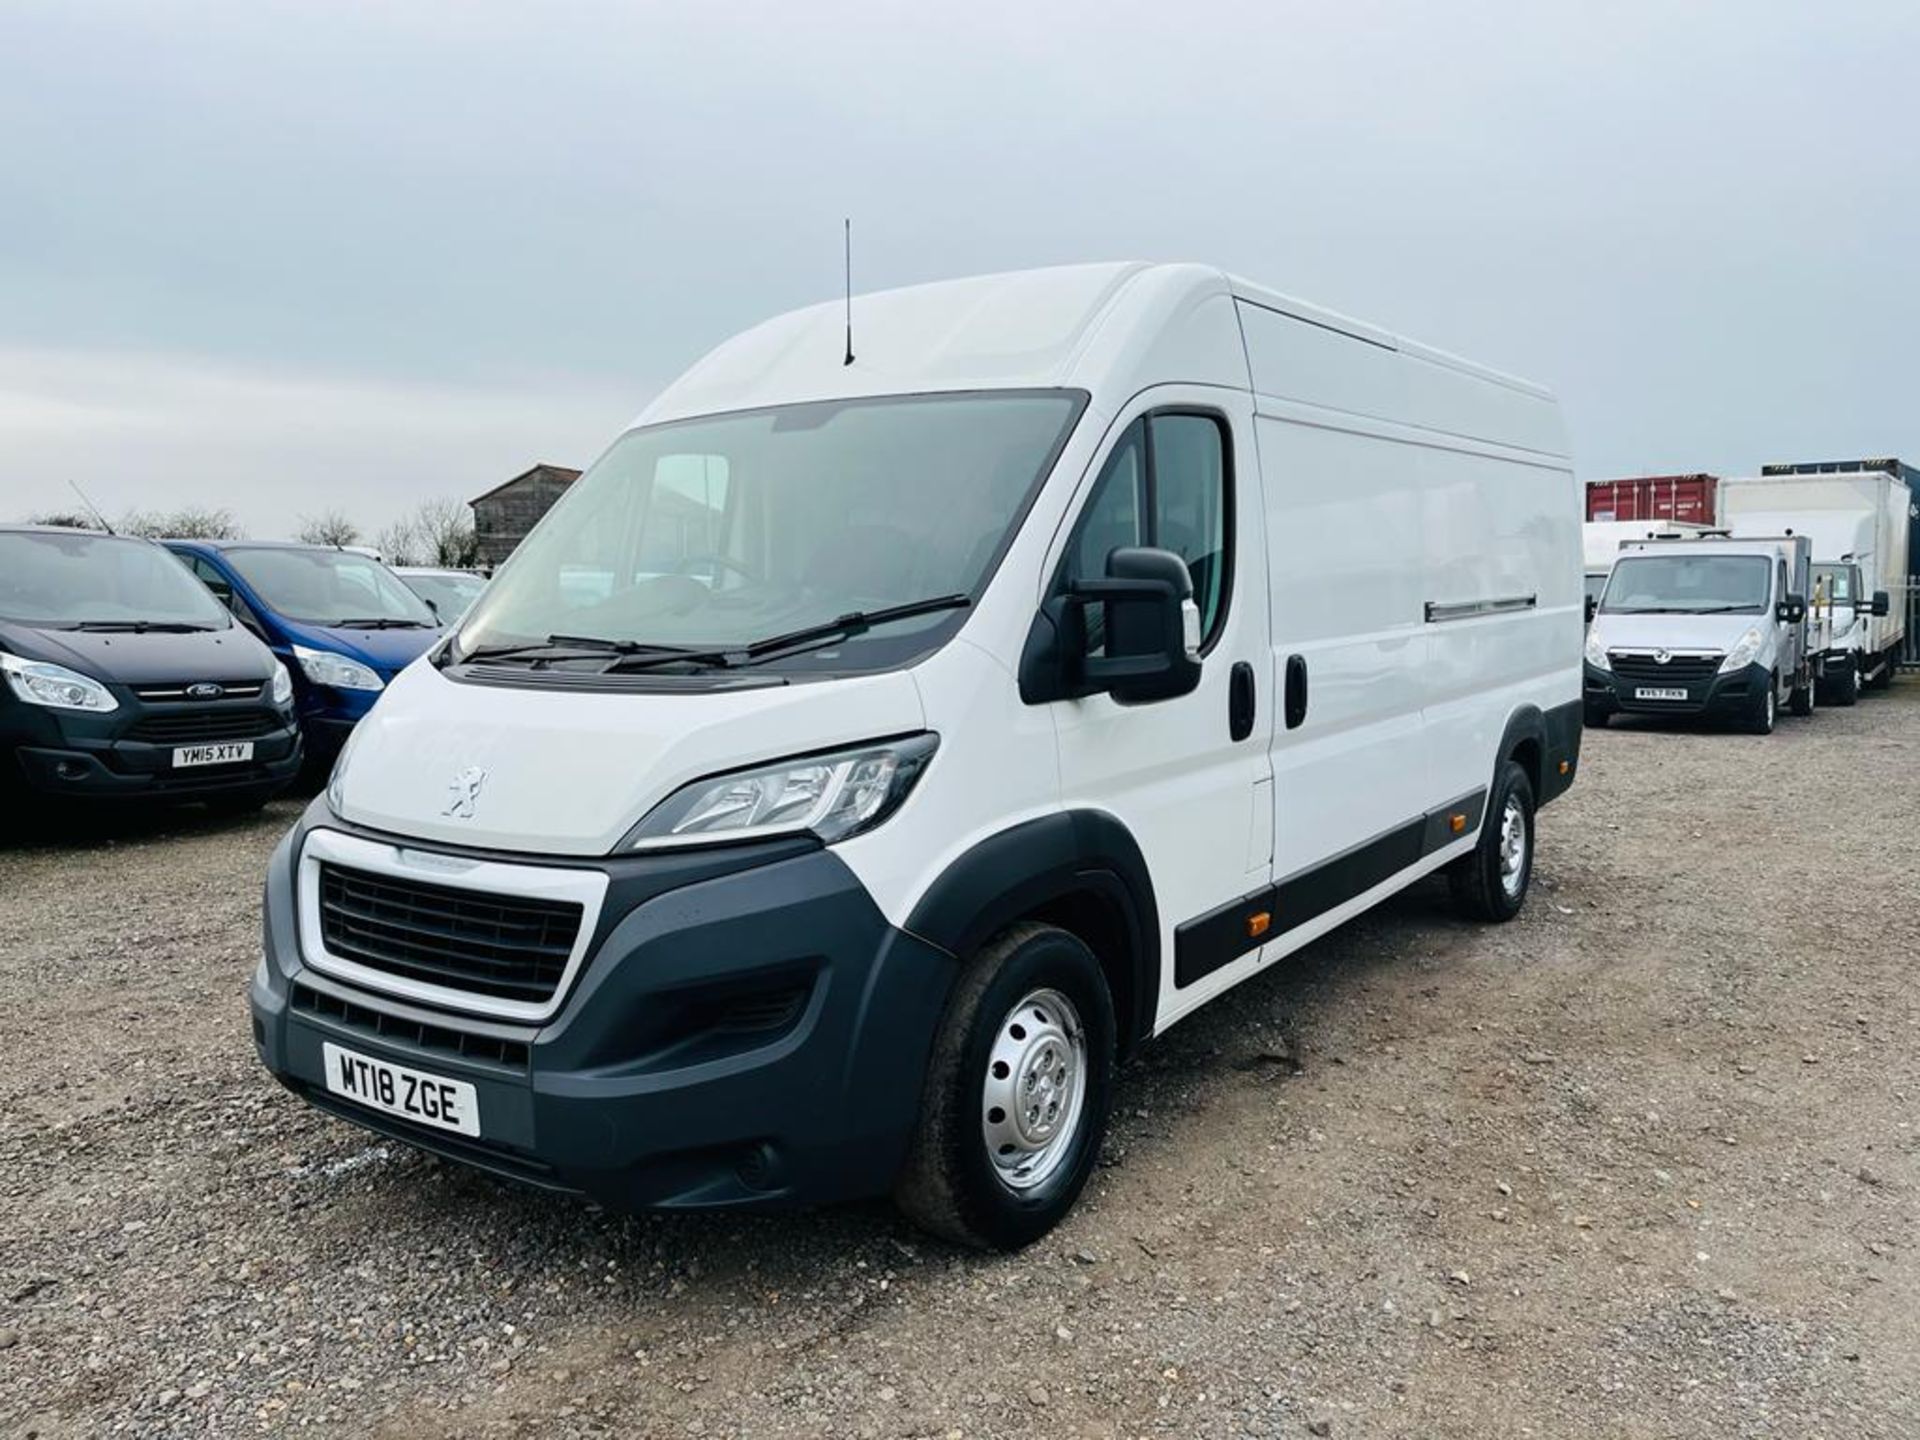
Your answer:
[1419,438,1582,809]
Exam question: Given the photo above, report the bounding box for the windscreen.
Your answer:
[401,572,486,617]
[225,547,437,626]
[0,531,231,629]
[1812,563,1856,605]
[1601,554,1771,615]
[454,390,1084,669]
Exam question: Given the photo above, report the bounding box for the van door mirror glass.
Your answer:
[1075,546,1203,703]
[1869,589,1891,617]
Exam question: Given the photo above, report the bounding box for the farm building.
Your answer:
[470,463,582,568]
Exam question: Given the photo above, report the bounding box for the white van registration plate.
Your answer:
[173,741,254,767]
[1634,687,1688,701]
[321,1041,480,1137]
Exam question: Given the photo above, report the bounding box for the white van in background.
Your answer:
[1585,533,1822,734]
[250,262,1582,1248]
[1581,520,1710,619]
[1718,472,1907,703]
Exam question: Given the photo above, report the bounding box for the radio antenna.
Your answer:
[842,217,855,367]
[69,479,114,534]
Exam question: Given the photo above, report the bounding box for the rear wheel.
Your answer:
[1448,760,1534,923]
[896,923,1116,1251]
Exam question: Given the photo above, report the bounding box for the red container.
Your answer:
[1585,474,1718,525]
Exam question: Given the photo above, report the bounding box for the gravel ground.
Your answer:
[3,684,1917,1439]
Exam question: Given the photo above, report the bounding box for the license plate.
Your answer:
[321,1041,480,1137]
[173,741,254,767]
[1634,687,1689,701]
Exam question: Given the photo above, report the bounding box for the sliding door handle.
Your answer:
[1284,654,1309,730]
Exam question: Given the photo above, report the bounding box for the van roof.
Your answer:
[637,262,1555,428]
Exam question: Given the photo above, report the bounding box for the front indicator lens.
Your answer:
[0,651,118,712]
[1582,631,1610,672]
[1719,627,1763,674]
[626,734,938,850]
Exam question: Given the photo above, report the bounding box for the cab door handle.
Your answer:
[1284,654,1309,730]
[1228,661,1256,741]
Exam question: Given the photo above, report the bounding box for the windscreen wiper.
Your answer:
[453,634,732,671]
[332,617,436,629]
[71,620,220,633]
[728,593,973,667]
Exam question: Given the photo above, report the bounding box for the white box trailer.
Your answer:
[1719,472,1909,699]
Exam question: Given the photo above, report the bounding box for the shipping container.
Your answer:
[1585,474,1719,525]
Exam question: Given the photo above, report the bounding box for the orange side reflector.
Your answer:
[1559,759,1571,775]
[1247,911,1272,938]
[1449,814,1467,834]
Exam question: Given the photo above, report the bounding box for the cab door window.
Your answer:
[1062,411,1232,649]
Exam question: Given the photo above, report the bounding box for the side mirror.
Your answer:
[1584,594,1599,624]
[1776,595,1805,625]
[1076,548,1203,703]
[1868,589,1891,617]
[1016,547,1203,705]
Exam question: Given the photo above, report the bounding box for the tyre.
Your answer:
[896,923,1116,1251]
[1448,760,1535,923]
[1743,677,1777,735]
[1821,658,1859,707]
[1583,703,1608,729]
[1788,671,1815,717]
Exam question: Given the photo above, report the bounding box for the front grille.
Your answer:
[1607,652,1722,684]
[127,709,282,743]
[133,680,266,701]
[292,982,530,1070]
[317,863,583,1005]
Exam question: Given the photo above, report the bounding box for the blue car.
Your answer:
[164,541,441,765]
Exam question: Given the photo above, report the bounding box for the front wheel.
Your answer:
[1788,670,1816,717]
[1583,703,1609,729]
[896,923,1116,1251]
[1743,678,1778,735]
[1821,658,1859,707]
[1448,760,1535,923]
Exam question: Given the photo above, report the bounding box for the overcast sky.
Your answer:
[2,0,1916,536]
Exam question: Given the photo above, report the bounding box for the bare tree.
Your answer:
[295,510,361,548]
[27,511,96,530]
[119,506,243,539]
[410,497,479,568]
[374,518,424,567]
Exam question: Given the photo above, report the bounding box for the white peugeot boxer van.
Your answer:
[254,263,1582,1248]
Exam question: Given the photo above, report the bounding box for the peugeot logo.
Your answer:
[187,682,224,699]
[1654,649,1672,665]
[444,766,487,819]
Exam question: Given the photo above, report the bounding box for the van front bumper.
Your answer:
[1583,660,1768,719]
[4,705,302,803]
[251,803,958,1212]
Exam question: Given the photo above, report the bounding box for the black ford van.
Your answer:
[0,527,302,814]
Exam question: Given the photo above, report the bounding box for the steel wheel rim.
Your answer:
[1497,793,1529,898]
[982,987,1088,1192]
[1766,688,1776,727]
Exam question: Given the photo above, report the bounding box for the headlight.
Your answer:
[269,661,294,706]
[1582,631,1610,672]
[625,734,938,850]
[0,651,118,712]
[293,644,383,692]
[1719,627,1763,674]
